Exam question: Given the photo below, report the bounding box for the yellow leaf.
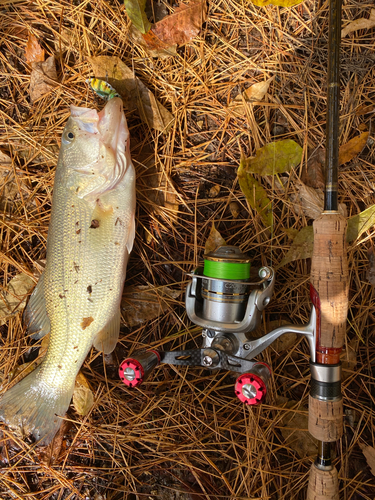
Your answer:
[339,132,369,165]
[124,0,151,34]
[250,0,302,6]
[341,9,375,38]
[88,56,174,133]
[240,140,303,176]
[238,163,273,228]
[73,372,94,416]
[205,222,226,255]
[228,76,274,114]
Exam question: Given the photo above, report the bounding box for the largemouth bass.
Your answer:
[0,97,135,444]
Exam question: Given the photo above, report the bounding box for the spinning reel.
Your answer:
[119,246,316,405]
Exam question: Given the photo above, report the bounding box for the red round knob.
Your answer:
[235,373,267,405]
[119,358,144,387]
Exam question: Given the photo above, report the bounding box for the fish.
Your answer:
[0,97,136,444]
[87,78,120,101]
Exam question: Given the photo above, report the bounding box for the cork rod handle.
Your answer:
[307,464,339,500]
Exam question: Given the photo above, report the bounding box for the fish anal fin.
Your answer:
[92,309,120,354]
[23,272,51,340]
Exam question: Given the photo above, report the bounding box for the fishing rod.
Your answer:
[306,0,348,497]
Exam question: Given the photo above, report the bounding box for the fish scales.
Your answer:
[0,98,135,444]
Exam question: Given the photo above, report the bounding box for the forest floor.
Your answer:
[0,0,375,499]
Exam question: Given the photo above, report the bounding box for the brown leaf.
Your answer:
[121,285,181,327]
[39,420,71,463]
[367,246,375,287]
[279,401,317,458]
[356,104,375,116]
[339,132,369,165]
[360,444,375,476]
[205,222,226,255]
[208,184,220,198]
[143,0,207,48]
[25,34,45,64]
[229,201,240,219]
[129,25,177,58]
[341,9,375,38]
[88,56,174,132]
[301,149,325,189]
[29,56,58,103]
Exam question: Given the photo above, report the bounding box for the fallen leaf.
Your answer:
[228,77,274,114]
[347,204,375,242]
[143,0,207,48]
[129,24,177,58]
[0,273,35,326]
[30,56,58,103]
[339,132,369,165]
[278,226,314,268]
[205,222,226,255]
[240,140,303,176]
[341,337,358,381]
[251,0,302,5]
[301,149,325,190]
[360,444,375,476]
[367,246,375,286]
[279,401,317,458]
[88,56,174,132]
[25,33,45,64]
[124,0,151,34]
[39,420,71,463]
[229,201,240,219]
[208,184,220,198]
[356,104,375,116]
[140,163,179,222]
[292,182,347,220]
[238,163,273,228]
[73,372,94,416]
[341,9,375,38]
[121,285,181,327]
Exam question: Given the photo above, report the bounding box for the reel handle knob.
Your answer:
[234,362,271,405]
[119,350,160,388]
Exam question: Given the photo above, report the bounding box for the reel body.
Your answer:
[120,246,316,405]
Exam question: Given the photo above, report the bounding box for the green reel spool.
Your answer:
[203,246,251,280]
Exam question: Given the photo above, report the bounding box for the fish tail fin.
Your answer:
[0,365,73,445]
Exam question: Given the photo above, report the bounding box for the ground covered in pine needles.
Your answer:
[1,0,375,499]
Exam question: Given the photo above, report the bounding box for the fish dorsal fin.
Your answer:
[92,309,121,354]
[23,272,51,340]
[126,214,136,254]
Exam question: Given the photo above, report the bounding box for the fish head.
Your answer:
[61,97,131,203]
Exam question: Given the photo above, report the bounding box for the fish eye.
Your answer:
[67,132,75,140]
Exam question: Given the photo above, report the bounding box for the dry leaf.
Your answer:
[341,9,375,38]
[205,223,226,255]
[279,401,317,458]
[302,149,325,190]
[360,444,375,476]
[292,182,346,220]
[121,285,181,327]
[339,132,369,165]
[208,184,220,198]
[30,56,58,103]
[229,201,240,219]
[356,104,375,116]
[141,163,179,222]
[341,337,358,381]
[143,0,207,48]
[73,372,94,416]
[88,56,174,133]
[228,77,274,115]
[278,226,314,268]
[25,33,45,64]
[251,0,302,6]
[124,0,151,34]
[129,25,177,58]
[39,420,70,463]
[0,273,35,326]
[367,246,375,286]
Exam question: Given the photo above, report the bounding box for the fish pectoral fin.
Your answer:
[92,309,121,354]
[23,272,51,340]
[126,214,136,254]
